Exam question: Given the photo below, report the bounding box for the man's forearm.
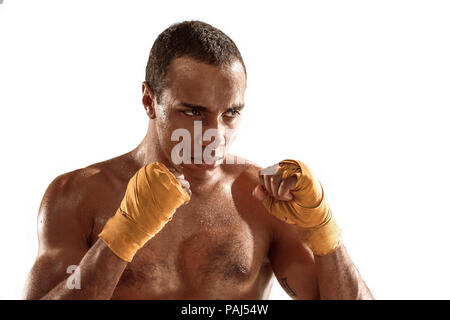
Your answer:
[41,240,127,300]
[314,243,374,300]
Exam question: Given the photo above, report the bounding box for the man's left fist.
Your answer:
[252,159,341,256]
[252,162,297,202]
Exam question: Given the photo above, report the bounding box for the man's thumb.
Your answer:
[252,185,267,201]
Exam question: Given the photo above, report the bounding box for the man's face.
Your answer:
[151,56,247,175]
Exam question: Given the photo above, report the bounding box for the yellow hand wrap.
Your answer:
[262,159,341,255]
[98,162,190,262]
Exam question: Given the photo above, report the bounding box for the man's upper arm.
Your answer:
[267,215,320,300]
[23,172,91,299]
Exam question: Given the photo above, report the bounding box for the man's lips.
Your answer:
[189,156,224,168]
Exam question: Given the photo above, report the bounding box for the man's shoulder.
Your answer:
[221,154,265,201]
[42,153,135,215]
[49,160,112,199]
[36,153,140,245]
[223,155,281,238]
[221,154,263,183]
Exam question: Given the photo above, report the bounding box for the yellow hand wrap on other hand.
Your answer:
[262,159,341,255]
[98,162,190,262]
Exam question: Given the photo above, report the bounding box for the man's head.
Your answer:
[142,21,247,175]
[145,20,246,105]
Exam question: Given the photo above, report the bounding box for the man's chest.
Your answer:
[90,183,273,298]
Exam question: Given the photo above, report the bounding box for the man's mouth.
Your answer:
[189,156,224,169]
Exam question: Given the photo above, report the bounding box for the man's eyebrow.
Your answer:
[179,102,245,112]
[179,102,210,112]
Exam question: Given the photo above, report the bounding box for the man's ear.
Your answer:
[142,81,156,119]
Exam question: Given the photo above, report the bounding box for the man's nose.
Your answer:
[192,119,227,157]
[201,119,227,147]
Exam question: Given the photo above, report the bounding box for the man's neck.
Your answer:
[129,126,223,189]
[130,127,166,168]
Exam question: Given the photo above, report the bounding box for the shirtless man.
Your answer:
[23,21,373,300]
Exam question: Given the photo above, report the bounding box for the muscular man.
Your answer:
[23,21,373,300]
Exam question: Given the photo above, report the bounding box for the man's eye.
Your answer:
[224,110,240,118]
[183,109,201,116]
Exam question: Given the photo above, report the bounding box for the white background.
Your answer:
[1,0,449,300]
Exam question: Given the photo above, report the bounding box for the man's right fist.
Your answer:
[99,162,190,262]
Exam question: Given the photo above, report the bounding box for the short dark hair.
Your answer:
[145,20,246,104]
